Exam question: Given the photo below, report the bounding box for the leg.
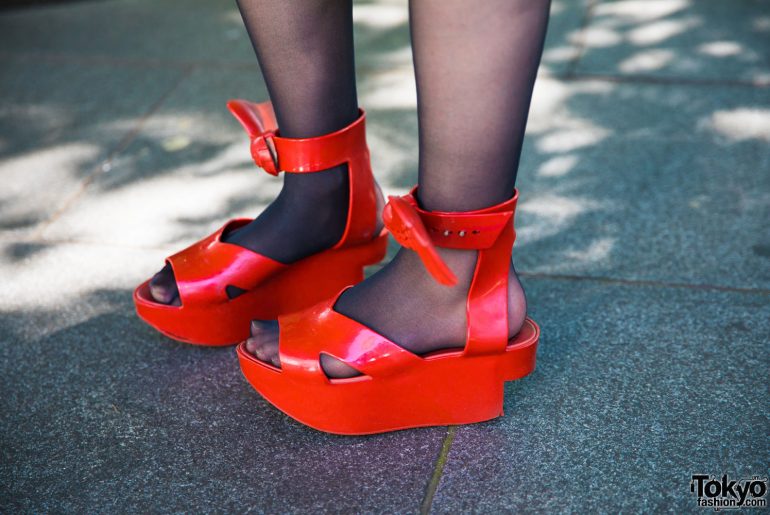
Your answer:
[410,0,550,212]
[149,0,360,304]
[248,0,551,378]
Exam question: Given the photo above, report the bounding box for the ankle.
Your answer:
[394,248,477,297]
[435,247,479,289]
[224,165,350,261]
[272,165,350,243]
[416,182,516,213]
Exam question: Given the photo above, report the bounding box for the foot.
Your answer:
[149,166,383,305]
[245,246,527,378]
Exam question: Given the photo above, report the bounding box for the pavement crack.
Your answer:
[30,64,195,239]
[564,0,599,78]
[518,271,770,295]
[420,426,456,515]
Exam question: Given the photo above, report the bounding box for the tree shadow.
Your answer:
[0,285,448,513]
[2,1,769,510]
[1,0,768,279]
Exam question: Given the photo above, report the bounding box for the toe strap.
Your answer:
[277,294,424,382]
[167,219,286,307]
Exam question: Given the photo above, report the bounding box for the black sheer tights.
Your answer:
[148,0,360,305]
[243,0,552,378]
[410,0,551,211]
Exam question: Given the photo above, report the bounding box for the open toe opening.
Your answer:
[247,345,282,371]
[320,352,369,382]
[143,261,182,306]
[226,285,248,299]
[135,279,182,308]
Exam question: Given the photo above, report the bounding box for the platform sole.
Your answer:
[237,317,539,435]
[134,232,389,346]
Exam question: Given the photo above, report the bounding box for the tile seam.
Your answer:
[518,271,770,295]
[564,0,599,78]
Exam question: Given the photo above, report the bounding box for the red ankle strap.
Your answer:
[227,99,378,248]
[383,187,518,356]
[228,99,367,176]
[383,187,518,285]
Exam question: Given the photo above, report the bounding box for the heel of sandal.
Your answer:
[499,319,540,382]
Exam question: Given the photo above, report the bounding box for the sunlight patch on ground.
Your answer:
[222,8,252,27]
[585,0,699,67]
[517,194,607,245]
[618,48,675,73]
[627,17,699,46]
[594,0,691,23]
[549,0,567,16]
[703,108,770,142]
[105,112,237,144]
[0,143,99,195]
[537,126,609,153]
[527,78,571,128]
[542,45,580,64]
[528,78,612,156]
[564,237,614,264]
[40,144,276,247]
[0,143,100,232]
[366,126,416,184]
[519,194,596,219]
[0,241,162,313]
[528,78,613,134]
[353,2,408,29]
[161,135,192,153]
[537,154,578,178]
[697,41,743,58]
[359,68,417,109]
[753,16,770,31]
[575,26,623,48]
[193,140,257,176]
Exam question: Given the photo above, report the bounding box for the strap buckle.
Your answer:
[250,131,279,176]
[383,195,458,286]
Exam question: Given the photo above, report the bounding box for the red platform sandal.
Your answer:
[133,100,388,346]
[237,187,540,434]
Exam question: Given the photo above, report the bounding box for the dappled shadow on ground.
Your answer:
[1,1,769,511]
[0,286,446,512]
[431,277,770,511]
[1,0,768,287]
[573,0,770,82]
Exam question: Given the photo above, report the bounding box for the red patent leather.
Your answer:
[226,100,377,247]
[134,100,387,345]
[237,187,540,434]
